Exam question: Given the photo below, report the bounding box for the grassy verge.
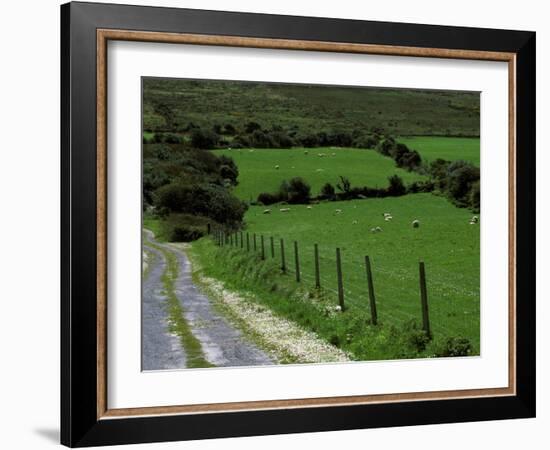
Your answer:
[145,234,213,368]
[189,238,474,362]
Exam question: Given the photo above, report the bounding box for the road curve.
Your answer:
[143,231,274,369]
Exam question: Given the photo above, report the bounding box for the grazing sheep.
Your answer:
[352,220,358,225]
[306,205,313,209]
[318,153,326,157]
[384,215,393,221]
[358,194,366,199]
[331,152,336,156]
[304,150,309,155]
[228,147,232,150]
[412,219,420,228]
[335,209,343,214]
[315,168,324,172]
[263,209,271,214]
[249,149,255,152]
[280,208,290,212]
[370,226,383,233]
[275,165,280,170]
[470,215,479,224]
[383,212,392,217]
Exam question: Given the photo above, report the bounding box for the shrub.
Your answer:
[446,160,480,207]
[190,128,220,149]
[224,123,236,135]
[245,121,262,133]
[353,135,378,149]
[161,213,214,242]
[387,175,407,196]
[163,133,183,144]
[436,337,472,357]
[257,192,281,205]
[286,177,311,204]
[469,180,480,212]
[155,183,247,225]
[320,182,336,200]
[375,137,396,156]
[249,129,274,148]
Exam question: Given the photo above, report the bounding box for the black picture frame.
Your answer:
[61,1,536,447]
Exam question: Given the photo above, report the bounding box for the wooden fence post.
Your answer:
[294,241,300,282]
[365,256,378,325]
[253,233,257,251]
[280,238,286,273]
[419,261,431,338]
[270,237,275,258]
[314,243,320,289]
[261,235,265,260]
[246,232,250,251]
[336,248,345,311]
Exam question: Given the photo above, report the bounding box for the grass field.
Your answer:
[398,136,480,166]
[240,194,480,350]
[213,147,426,201]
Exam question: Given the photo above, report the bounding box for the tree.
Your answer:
[245,121,262,133]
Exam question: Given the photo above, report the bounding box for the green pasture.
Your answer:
[239,194,480,350]
[213,147,426,202]
[398,136,480,166]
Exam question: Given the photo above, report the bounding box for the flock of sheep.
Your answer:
[262,206,479,232]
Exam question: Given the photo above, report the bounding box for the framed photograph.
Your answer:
[61,2,536,447]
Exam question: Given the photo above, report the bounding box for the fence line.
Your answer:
[211,226,441,339]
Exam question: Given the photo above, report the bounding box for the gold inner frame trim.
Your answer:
[96,28,517,420]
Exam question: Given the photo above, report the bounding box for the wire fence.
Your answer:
[211,227,475,340]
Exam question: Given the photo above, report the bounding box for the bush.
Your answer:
[245,121,262,133]
[320,182,336,200]
[190,128,220,149]
[469,180,480,212]
[257,192,281,205]
[387,175,406,196]
[353,134,378,149]
[163,133,183,144]
[375,137,396,156]
[446,160,480,208]
[249,129,274,148]
[286,177,311,204]
[160,213,214,242]
[155,182,247,225]
[436,337,472,357]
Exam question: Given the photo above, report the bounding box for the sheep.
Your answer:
[370,226,382,233]
[375,226,382,232]
[470,215,479,224]
[306,205,313,209]
[412,219,420,228]
[280,208,290,212]
[331,152,336,156]
[304,150,309,155]
[352,220,358,225]
[383,212,392,217]
[274,165,280,170]
[263,209,271,214]
[334,209,343,215]
[249,149,255,152]
[384,215,393,221]
[317,153,326,157]
[315,168,324,172]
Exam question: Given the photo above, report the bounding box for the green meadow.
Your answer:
[213,147,426,201]
[398,136,480,166]
[241,195,480,349]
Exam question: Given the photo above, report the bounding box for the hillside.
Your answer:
[143,78,480,137]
